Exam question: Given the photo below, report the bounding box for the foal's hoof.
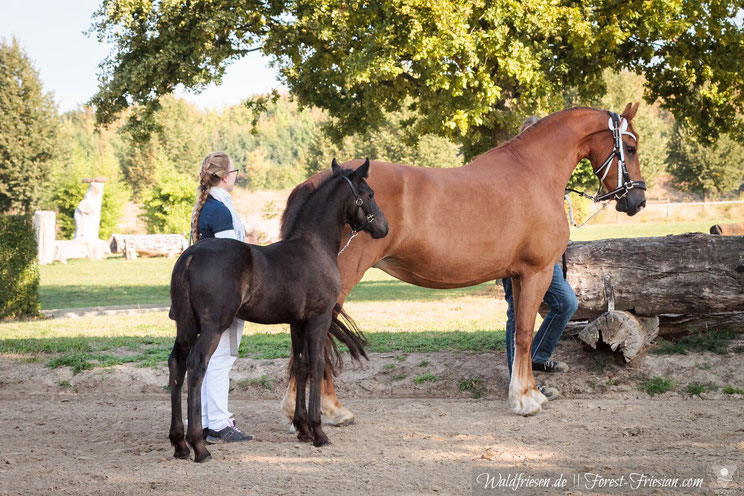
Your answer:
[326,407,355,426]
[173,448,190,460]
[313,438,330,447]
[194,450,212,463]
[332,419,355,428]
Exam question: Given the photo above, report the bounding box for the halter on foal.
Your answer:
[281,103,646,421]
[168,159,388,461]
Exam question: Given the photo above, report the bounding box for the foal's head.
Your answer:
[586,102,647,216]
[331,158,389,239]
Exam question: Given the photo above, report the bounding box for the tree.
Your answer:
[0,38,64,213]
[92,1,744,159]
[666,124,744,200]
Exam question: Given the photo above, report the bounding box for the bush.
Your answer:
[140,171,196,234]
[0,215,41,319]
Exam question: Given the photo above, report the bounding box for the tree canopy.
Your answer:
[0,38,64,213]
[92,0,744,158]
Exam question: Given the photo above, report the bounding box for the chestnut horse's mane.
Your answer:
[280,168,334,240]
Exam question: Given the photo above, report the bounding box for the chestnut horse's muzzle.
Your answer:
[615,188,646,216]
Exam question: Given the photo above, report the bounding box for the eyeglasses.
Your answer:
[228,169,239,176]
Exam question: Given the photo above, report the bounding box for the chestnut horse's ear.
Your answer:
[331,158,342,175]
[622,102,640,121]
[352,158,370,181]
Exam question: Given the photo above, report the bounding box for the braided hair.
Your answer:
[190,151,233,244]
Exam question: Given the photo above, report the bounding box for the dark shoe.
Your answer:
[532,360,569,373]
[537,384,560,401]
[204,424,254,444]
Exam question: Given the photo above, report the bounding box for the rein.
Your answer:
[338,174,376,256]
[564,111,646,227]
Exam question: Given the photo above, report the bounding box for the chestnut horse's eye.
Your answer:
[626,146,636,155]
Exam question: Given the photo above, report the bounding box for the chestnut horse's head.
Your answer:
[587,102,646,216]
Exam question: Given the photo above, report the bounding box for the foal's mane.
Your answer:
[280,168,343,240]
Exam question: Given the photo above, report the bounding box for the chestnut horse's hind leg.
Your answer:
[185,328,222,462]
[508,268,553,416]
[168,339,191,459]
[281,343,355,429]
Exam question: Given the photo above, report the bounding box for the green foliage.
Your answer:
[92,0,744,160]
[52,176,130,241]
[414,373,439,384]
[638,376,676,397]
[140,168,195,234]
[458,378,487,399]
[684,383,717,397]
[651,330,737,356]
[0,38,65,213]
[722,385,744,395]
[0,215,41,319]
[666,123,744,200]
[305,106,462,177]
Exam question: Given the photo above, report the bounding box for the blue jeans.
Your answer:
[503,263,578,377]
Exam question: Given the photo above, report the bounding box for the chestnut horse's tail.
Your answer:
[325,304,368,375]
[288,304,368,379]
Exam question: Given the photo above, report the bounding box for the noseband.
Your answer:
[566,112,646,203]
[341,174,376,233]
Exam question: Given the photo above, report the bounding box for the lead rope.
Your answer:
[338,230,360,255]
[564,192,613,228]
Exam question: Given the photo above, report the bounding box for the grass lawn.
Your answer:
[4,217,739,372]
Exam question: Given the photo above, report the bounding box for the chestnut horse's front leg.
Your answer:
[509,267,554,416]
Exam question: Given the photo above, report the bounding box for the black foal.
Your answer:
[168,159,388,461]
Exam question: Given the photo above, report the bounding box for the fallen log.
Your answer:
[109,233,188,259]
[710,222,744,236]
[546,233,744,359]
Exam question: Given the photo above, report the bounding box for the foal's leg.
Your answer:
[168,338,192,459]
[186,327,223,462]
[306,314,334,446]
[290,323,312,442]
[509,267,553,416]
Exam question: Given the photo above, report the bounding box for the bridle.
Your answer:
[566,111,646,203]
[338,174,377,255]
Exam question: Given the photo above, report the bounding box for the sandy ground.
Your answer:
[1,339,742,495]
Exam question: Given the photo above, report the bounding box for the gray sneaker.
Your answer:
[537,384,560,401]
[204,423,254,444]
[532,360,569,373]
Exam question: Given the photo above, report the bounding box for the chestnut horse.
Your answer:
[282,104,646,419]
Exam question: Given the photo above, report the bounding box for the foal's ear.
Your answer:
[352,158,370,181]
[331,158,342,175]
[622,102,639,121]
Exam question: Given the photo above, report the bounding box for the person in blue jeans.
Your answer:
[502,115,579,401]
[502,263,578,400]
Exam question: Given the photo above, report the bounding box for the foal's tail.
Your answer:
[169,252,198,339]
[325,304,369,376]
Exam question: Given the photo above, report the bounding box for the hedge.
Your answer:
[0,215,41,319]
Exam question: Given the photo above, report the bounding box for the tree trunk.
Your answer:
[33,211,55,265]
[545,233,744,357]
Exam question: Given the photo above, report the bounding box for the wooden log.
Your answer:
[710,222,744,236]
[33,211,56,265]
[561,233,744,317]
[109,234,188,255]
[577,311,659,361]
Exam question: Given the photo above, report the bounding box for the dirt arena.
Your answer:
[1,339,742,495]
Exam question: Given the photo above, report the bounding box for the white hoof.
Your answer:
[509,391,543,416]
[530,388,549,407]
[325,407,355,426]
[289,423,296,434]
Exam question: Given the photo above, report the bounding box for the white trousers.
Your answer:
[201,318,244,430]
